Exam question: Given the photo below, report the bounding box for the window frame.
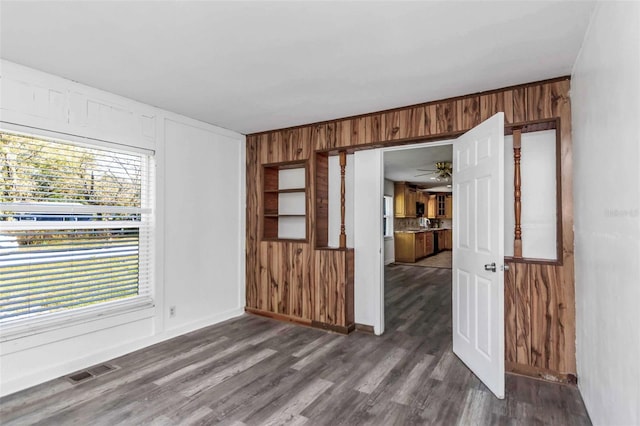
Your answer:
[383,195,393,238]
[0,126,156,339]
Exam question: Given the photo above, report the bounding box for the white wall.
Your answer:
[353,149,384,334]
[0,60,246,396]
[383,179,395,264]
[571,3,640,425]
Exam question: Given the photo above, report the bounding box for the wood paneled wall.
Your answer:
[246,77,575,379]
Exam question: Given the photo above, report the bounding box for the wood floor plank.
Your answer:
[354,346,407,394]
[181,348,277,397]
[391,353,435,405]
[0,264,591,426]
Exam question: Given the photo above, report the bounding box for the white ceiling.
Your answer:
[0,1,595,135]
[384,143,454,191]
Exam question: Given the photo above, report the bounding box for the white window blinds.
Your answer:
[0,131,154,323]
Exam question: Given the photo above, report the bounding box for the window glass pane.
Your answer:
[0,131,153,323]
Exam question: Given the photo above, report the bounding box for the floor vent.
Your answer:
[88,363,117,376]
[67,364,118,384]
[67,371,94,383]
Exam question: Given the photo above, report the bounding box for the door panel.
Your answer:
[453,112,505,399]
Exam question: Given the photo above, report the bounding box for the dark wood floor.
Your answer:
[0,265,591,425]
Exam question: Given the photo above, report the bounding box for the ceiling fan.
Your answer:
[414,161,453,181]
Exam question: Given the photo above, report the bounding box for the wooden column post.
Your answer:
[513,129,522,258]
[339,151,347,249]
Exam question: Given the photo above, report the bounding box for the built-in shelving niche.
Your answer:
[263,161,307,241]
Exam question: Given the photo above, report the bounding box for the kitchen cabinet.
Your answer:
[433,193,453,219]
[426,194,437,219]
[415,232,425,259]
[424,231,434,255]
[394,230,436,263]
[394,182,417,218]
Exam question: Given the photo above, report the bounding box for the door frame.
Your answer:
[379,139,455,330]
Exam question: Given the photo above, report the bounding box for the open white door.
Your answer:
[452,112,505,399]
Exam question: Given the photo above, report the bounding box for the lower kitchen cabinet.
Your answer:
[394,231,435,263]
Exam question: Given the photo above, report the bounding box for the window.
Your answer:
[383,195,393,237]
[0,130,154,324]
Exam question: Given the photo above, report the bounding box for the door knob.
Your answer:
[484,262,497,272]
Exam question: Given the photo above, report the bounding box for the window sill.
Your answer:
[0,297,155,346]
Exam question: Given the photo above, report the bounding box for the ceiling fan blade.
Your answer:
[416,168,437,172]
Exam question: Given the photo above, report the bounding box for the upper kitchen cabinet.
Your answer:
[426,194,437,219]
[394,182,417,218]
[434,193,453,219]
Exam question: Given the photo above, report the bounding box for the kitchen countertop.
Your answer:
[394,228,451,233]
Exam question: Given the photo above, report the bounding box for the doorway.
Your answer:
[382,141,454,334]
[353,113,506,398]
[383,142,454,266]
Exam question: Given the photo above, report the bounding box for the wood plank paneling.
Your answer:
[312,123,327,151]
[313,249,354,328]
[504,262,517,363]
[480,91,514,124]
[384,110,401,141]
[350,116,367,146]
[289,127,310,161]
[258,241,269,311]
[246,77,575,379]
[512,87,527,123]
[336,120,351,148]
[366,114,383,143]
[315,153,329,248]
[456,97,480,131]
[246,136,260,309]
[515,263,532,366]
[526,81,570,121]
[436,101,456,134]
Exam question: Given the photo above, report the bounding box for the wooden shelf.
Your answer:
[262,161,307,241]
[264,188,305,194]
[262,237,308,243]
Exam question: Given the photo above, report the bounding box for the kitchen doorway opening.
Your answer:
[382,141,454,335]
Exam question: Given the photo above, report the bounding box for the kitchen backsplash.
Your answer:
[394,218,452,231]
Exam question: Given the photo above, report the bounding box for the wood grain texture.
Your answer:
[314,153,329,248]
[480,91,514,123]
[515,263,532,366]
[526,80,570,121]
[245,136,260,310]
[436,101,456,134]
[504,262,517,363]
[245,77,576,378]
[456,96,481,130]
[313,249,354,328]
[513,87,527,123]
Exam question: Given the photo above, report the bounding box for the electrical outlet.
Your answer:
[169,306,176,318]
